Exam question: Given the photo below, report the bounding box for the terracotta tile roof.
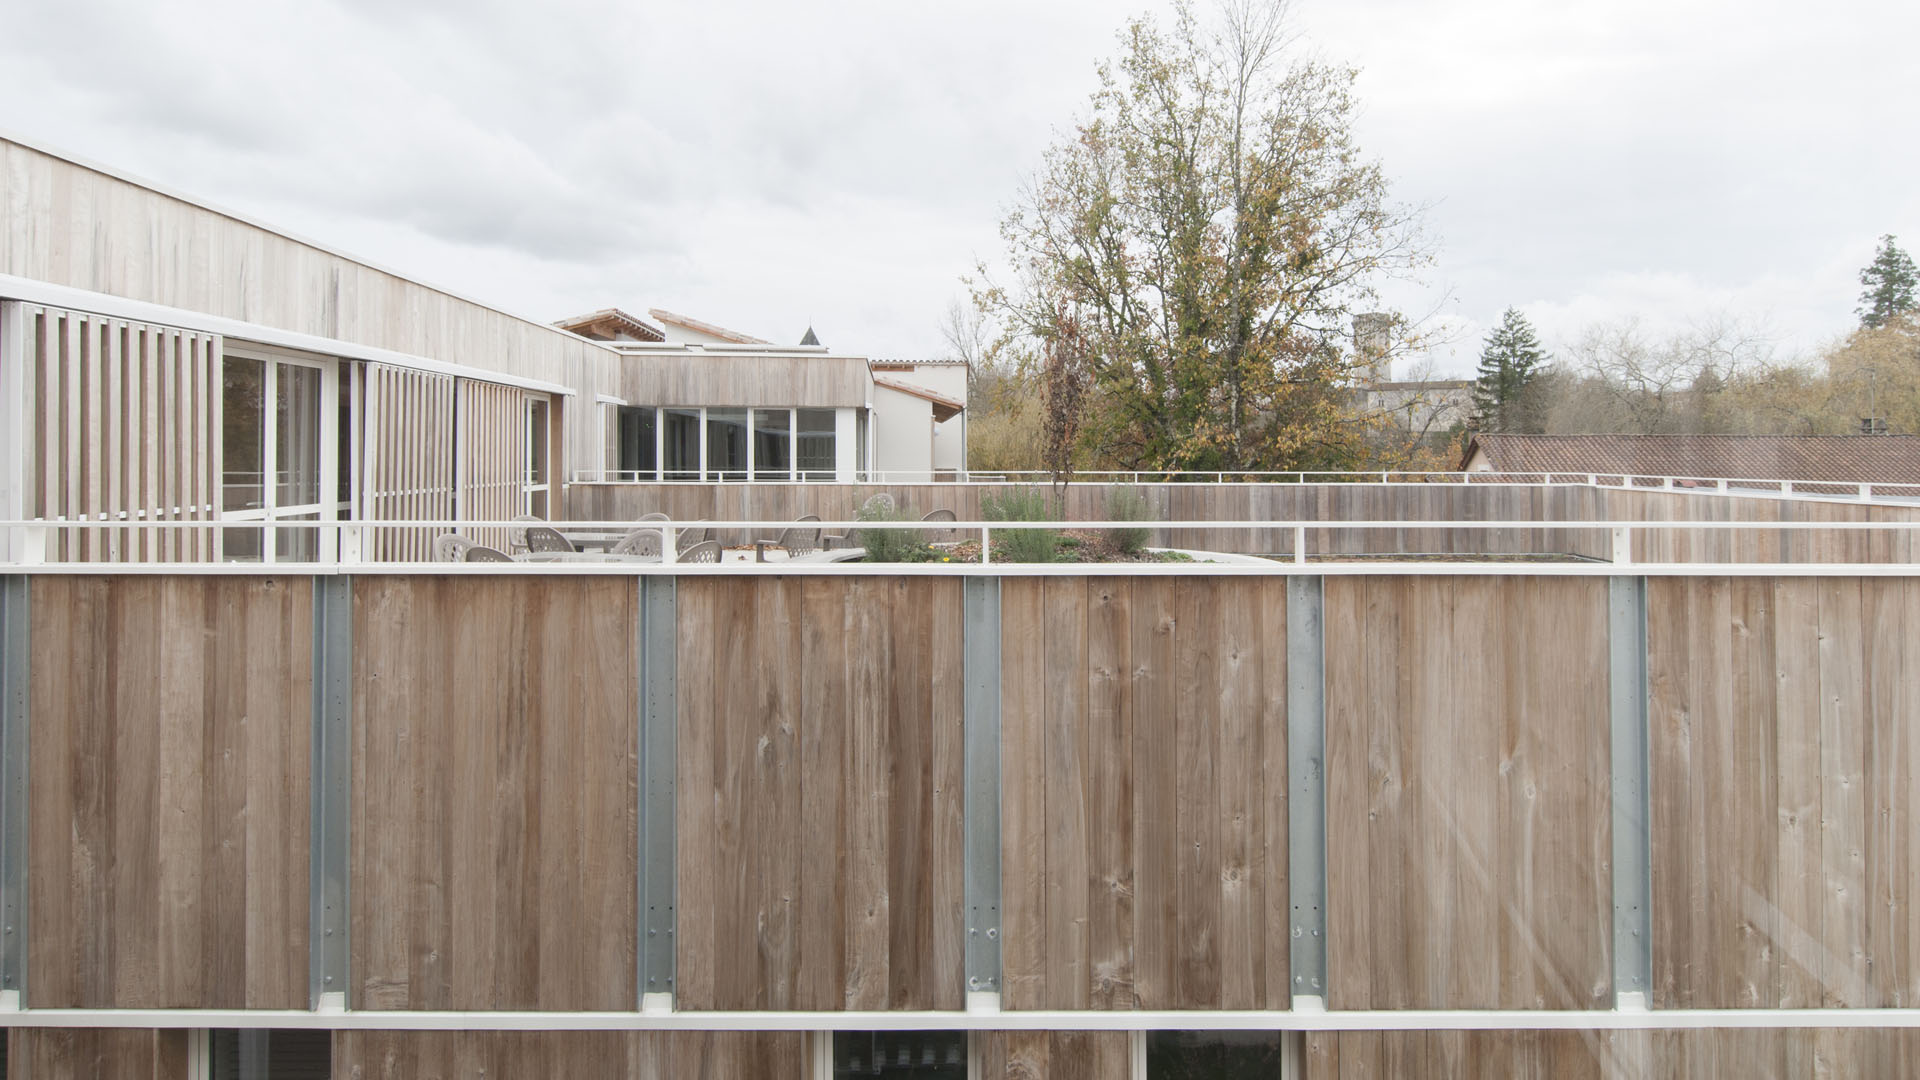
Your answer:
[1461,433,1920,484]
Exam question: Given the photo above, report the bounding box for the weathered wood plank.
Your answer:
[1042,577,1091,1009]
[1000,577,1049,1009]
[1086,578,1134,1009]
[1130,576,1180,1010]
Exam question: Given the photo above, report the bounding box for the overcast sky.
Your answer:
[4,0,1915,376]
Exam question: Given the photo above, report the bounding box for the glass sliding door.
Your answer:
[276,362,325,560]
[753,408,792,481]
[797,408,837,482]
[618,405,657,480]
[664,407,701,481]
[220,350,336,563]
[525,397,550,518]
[706,408,748,481]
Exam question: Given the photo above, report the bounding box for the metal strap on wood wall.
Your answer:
[1609,575,1653,1001]
[309,576,352,1006]
[962,577,1002,994]
[0,575,27,1001]
[638,576,678,1001]
[1286,575,1327,1001]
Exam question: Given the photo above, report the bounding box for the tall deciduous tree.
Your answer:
[1470,308,1549,432]
[976,0,1424,472]
[1859,234,1918,329]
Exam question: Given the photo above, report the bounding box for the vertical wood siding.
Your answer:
[974,1030,1132,1079]
[7,1029,191,1080]
[999,577,1291,1011]
[674,576,965,1011]
[1323,576,1613,1010]
[26,576,310,1009]
[349,576,637,1011]
[19,304,219,562]
[331,1030,804,1079]
[1648,577,1920,1009]
[568,481,1920,563]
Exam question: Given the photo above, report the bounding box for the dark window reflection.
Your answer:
[1147,1030,1285,1079]
[833,1030,965,1078]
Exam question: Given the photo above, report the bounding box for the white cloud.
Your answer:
[1,0,1914,370]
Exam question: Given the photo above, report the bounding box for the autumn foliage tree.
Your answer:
[976,0,1425,473]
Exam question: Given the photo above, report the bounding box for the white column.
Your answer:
[835,407,858,482]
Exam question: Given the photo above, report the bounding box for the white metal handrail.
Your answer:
[567,468,1920,505]
[4,516,1918,575]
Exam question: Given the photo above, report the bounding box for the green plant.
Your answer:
[856,501,939,563]
[981,487,1060,563]
[1105,484,1153,555]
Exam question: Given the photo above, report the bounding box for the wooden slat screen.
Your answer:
[1305,1028,1920,1079]
[19,304,219,562]
[975,1031,1132,1078]
[27,576,311,1009]
[350,576,636,1011]
[1648,577,1920,1010]
[456,379,526,551]
[361,363,453,561]
[7,1029,192,1080]
[674,576,965,1011]
[1323,576,1613,1011]
[998,577,1291,1011]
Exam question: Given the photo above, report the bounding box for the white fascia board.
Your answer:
[0,274,581,397]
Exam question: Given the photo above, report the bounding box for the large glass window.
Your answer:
[797,408,837,482]
[619,405,658,479]
[706,408,748,481]
[833,1031,965,1078]
[753,408,791,481]
[525,397,550,518]
[221,352,332,562]
[664,407,701,481]
[1147,1031,1287,1078]
[211,1028,332,1080]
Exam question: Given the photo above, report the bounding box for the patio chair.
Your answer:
[675,524,712,555]
[464,544,513,562]
[433,533,476,562]
[611,528,662,558]
[755,515,822,562]
[921,508,956,544]
[678,540,721,564]
[525,524,576,553]
[508,514,540,554]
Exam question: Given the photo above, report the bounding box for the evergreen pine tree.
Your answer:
[1471,308,1549,432]
[1859,235,1918,329]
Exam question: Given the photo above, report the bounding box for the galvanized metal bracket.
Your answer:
[0,575,28,1001]
[638,575,678,1001]
[1609,576,1652,1001]
[309,576,352,1007]
[962,577,1002,994]
[1286,575,1328,1000]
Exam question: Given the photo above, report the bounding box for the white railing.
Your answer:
[3,517,1918,575]
[567,468,1920,505]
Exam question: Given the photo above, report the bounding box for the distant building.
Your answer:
[1460,433,1920,485]
[1367,380,1474,435]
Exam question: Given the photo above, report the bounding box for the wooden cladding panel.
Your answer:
[1648,577,1920,1009]
[999,577,1290,1011]
[332,1030,805,1079]
[569,481,1920,563]
[350,576,637,1011]
[1305,1028,1920,1079]
[26,576,310,1009]
[19,304,219,562]
[1323,576,1612,1011]
[361,363,454,561]
[456,379,526,550]
[675,576,964,1012]
[974,1030,1132,1079]
[7,1029,191,1080]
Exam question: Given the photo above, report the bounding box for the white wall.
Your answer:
[871,385,934,480]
